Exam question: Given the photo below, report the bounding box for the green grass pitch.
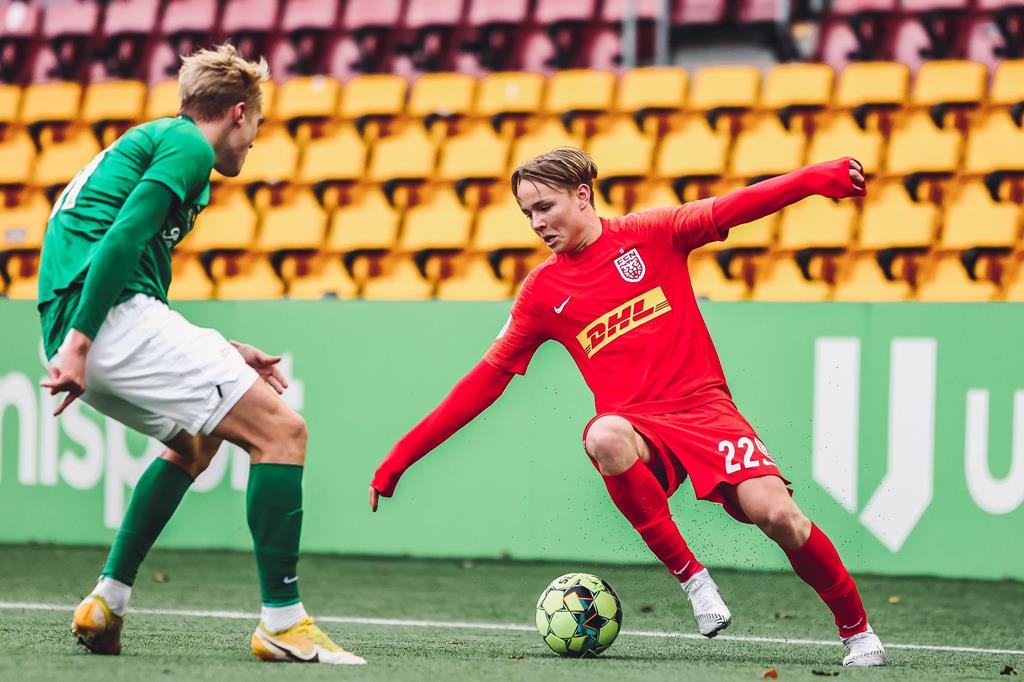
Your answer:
[0,545,1020,681]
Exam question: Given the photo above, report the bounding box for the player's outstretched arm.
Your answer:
[369,359,515,511]
[712,157,865,233]
[41,180,176,416]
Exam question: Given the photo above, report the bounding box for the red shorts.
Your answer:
[583,398,790,524]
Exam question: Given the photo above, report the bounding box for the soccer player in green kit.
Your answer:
[38,44,365,665]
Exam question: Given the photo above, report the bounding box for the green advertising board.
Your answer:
[1,300,1021,580]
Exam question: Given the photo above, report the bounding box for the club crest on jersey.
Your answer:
[614,248,646,282]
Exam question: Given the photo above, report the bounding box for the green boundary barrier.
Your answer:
[1,300,1022,580]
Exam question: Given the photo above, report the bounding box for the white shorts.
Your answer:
[52,294,259,443]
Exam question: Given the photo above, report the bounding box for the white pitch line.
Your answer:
[2,601,1022,657]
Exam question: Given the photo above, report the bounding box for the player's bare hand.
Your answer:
[369,485,381,512]
[848,158,865,193]
[40,329,91,416]
[229,340,289,394]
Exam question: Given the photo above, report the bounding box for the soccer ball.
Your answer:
[535,572,622,657]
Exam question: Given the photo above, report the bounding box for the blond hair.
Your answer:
[511,147,599,207]
[178,43,269,121]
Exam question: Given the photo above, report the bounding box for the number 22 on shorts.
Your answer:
[719,437,775,474]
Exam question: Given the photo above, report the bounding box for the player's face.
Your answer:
[214,102,263,177]
[516,180,591,254]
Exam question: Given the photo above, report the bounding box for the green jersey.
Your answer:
[38,115,214,358]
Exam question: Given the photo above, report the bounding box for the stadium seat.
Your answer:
[857,183,938,250]
[403,0,466,72]
[275,76,342,129]
[777,195,857,251]
[915,255,1001,301]
[275,0,340,77]
[297,124,368,185]
[629,181,681,214]
[361,256,433,300]
[832,254,912,301]
[615,67,688,131]
[281,0,339,32]
[438,123,510,185]
[369,124,437,186]
[100,0,161,80]
[1005,256,1024,301]
[0,191,49,252]
[20,81,81,129]
[145,80,180,119]
[587,117,656,184]
[326,188,401,253]
[730,116,807,179]
[168,253,214,300]
[0,1,40,83]
[476,72,545,131]
[833,62,910,123]
[688,253,749,301]
[399,188,474,252]
[40,0,100,81]
[185,189,258,252]
[761,63,834,120]
[544,69,616,132]
[964,113,1024,175]
[509,119,584,169]
[337,0,404,76]
[0,85,20,129]
[940,183,1021,251]
[0,131,36,186]
[886,111,962,177]
[674,0,728,24]
[161,0,218,39]
[697,198,777,252]
[473,193,542,251]
[688,66,761,126]
[436,255,514,300]
[655,119,729,181]
[222,0,279,41]
[212,254,286,299]
[33,129,101,189]
[911,60,987,126]
[990,60,1024,118]
[3,252,40,299]
[81,80,147,144]
[807,115,884,175]
[751,258,830,301]
[407,73,477,128]
[337,74,408,127]
[220,126,299,186]
[285,255,359,300]
[257,189,329,252]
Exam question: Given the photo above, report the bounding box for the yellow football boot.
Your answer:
[71,595,123,655]
[251,617,366,665]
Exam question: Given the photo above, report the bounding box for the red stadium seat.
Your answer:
[277,0,341,77]
[467,0,531,26]
[535,0,597,24]
[674,0,728,24]
[39,0,99,82]
[0,1,41,82]
[736,0,787,23]
[343,0,404,29]
[829,0,897,14]
[99,0,161,80]
[281,0,340,32]
[602,0,665,21]
[890,18,932,74]
[901,0,969,9]
[42,0,99,39]
[222,0,280,62]
[402,0,467,72]
[161,0,218,37]
[340,0,404,74]
[406,0,465,28]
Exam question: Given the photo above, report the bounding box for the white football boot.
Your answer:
[681,568,732,637]
[842,624,887,667]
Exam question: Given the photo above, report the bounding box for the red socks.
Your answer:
[785,524,869,638]
[602,459,703,583]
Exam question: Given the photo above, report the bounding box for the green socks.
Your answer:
[246,463,303,607]
[102,457,193,586]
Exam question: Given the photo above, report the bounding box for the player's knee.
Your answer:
[274,409,307,463]
[585,416,636,470]
[757,501,805,543]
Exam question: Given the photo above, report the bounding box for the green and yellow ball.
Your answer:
[535,572,622,657]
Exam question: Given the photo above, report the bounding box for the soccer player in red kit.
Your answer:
[370,148,886,667]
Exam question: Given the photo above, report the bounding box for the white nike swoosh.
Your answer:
[283,576,299,584]
[553,296,572,314]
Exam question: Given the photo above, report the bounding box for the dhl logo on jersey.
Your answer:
[576,286,672,358]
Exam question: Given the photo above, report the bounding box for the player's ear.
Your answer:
[231,101,246,126]
[576,183,591,210]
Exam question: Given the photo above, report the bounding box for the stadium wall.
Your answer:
[1,300,1022,581]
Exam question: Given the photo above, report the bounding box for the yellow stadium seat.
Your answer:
[338,74,407,121]
[0,130,36,185]
[777,195,857,250]
[144,80,180,120]
[284,255,358,299]
[990,60,1024,109]
[257,189,328,252]
[399,187,472,252]
[911,60,986,108]
[587,117,655,180]
[730,116,806,179]
[655,119,728,179]
[21,81,81,127]
[594,189,624,218]
[940,182,1021,250]
[368,124,436,183]
[699,210,776,253]
[916,254,1000,301]
[0,191,49,251]
[1005,258,1024,301]
[0,84,22,127]
[361,256,433,300]
[964,112,1024,175]
[4,252,39,300]
[34,129,102,188]
[509,119,583,169]
[326,188,401,252]
[275,76,341,123]
[834,61,910,110]
[185,188,258,251]
[437,123,509,183]
[476,71,545,119]
[544,69,616,132]
[688,253,748,300]
[689,65,761,113]
[886,112,961,176]
[832,254,912,301]
[211,254,284,299]
[807,115,883,175]
[259,80,277,121]
[761,63,834,111]
[629,181,679,213]
[219,125,298,185]
[857,183,937,250]
[473,193,540,251]
[81,80,146,125]
[752,257,830,301]
[297,124,367,184]
[436,254,512,300]
[616,67,687,115]
[168,253,213,300]
[407,72,476,122]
